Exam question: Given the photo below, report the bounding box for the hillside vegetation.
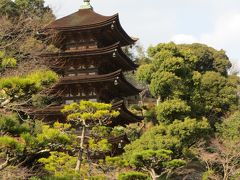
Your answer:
[0,0,239,179]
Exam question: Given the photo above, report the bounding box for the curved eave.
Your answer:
[45,12,136,46]
[41,43,138,71]
[113,15,137,46]
[56,70,142,94]
[111,100,143,126]
[41,43,120,58]
[45,9,118,31]
[29,100,143,126]
[116,45,139,70]
[29,106,64,116]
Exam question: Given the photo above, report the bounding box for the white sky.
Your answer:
[45,0,240,72]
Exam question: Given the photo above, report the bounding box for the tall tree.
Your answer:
[136,42,239,125]
[0,0,56,76]
[129,149,185,180]
[61,101,119,172]
[195,111,240,179]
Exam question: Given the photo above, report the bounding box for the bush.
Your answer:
[0,51,5,58]
[90,175,107,180]
[118,172,150,180]
[0,113,30,135]
[0,70,58,99]
[1,57,17,68]
[155,99,191,123]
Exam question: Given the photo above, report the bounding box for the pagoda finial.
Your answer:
[80,0,93,10]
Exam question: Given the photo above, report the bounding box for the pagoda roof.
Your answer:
[46,9,116,30]
[29,100,143,126]
[111,100,143,126]
[45,9,136,46]
[41,43,138,71]
[55,69,141,96]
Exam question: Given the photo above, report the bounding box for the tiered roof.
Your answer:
[33,1,143,125]
[46,9,137,46]
[42,43,138,71]
[54,70,141,96]
[30,101,141,126]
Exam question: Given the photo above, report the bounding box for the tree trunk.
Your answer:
[149,168,159,180]
[0,154,9,171]
[75,125,86,172]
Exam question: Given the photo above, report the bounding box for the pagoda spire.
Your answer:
[80,0,93,10]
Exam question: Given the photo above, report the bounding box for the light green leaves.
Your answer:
[129,149,186,176]
[156,99,191,123]
[0,70,58,101]
[62,101,120,125]
[0,136,25,153]
[1,57,17,68]
[0,51,17,69]
[38,151,79,178]
[150,71,182,99]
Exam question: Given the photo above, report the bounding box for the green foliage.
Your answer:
[129,149,186,177]
[36,123,73,146]
[156,99,191,123]
[111,126,125,137]
[215,111,240,155]
[31,94,56,107]
[0,51,5,58]
[90,175,107,180]
[38,151,79,179]
[136,64,153,84]
[0,119,77,178]
[0,51,17,70]
[216,111,240,141]
[136,42,238,123]
[22,122,75,151]
[105,156,129,168]
[0,0,55,76]
[0,0,19,17]
[0,135,24,153]
[91,126,111,138]
[0,113,30,135]
[89,138,112,152]
[0,70,58,102]
[191,71,238,120]
[149,71,182,99]
[194,111,240,179]
[62,101,120,125]
[0,0,53,18]
[124,118,211,158]
[130,149,172,167]
[118,171,150,180]
[1,57,17,68]
[202,170,217,180]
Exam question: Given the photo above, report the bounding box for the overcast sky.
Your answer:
[44,0,240,72]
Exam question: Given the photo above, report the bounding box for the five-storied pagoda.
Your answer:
[33,0,142,126]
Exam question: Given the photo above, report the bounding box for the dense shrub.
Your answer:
[118,171,150,180]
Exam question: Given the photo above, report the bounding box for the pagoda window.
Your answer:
[67,73,75,77]
[69,90,73,97]
[69,66,75,70]
[77,89,81,96]
[77,72,87,76]
[88,72,96,75]
[71,88,78,97]
[78,65,84,70]
[89,65,95,69]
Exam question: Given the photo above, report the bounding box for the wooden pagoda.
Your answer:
[33,0,142,127]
